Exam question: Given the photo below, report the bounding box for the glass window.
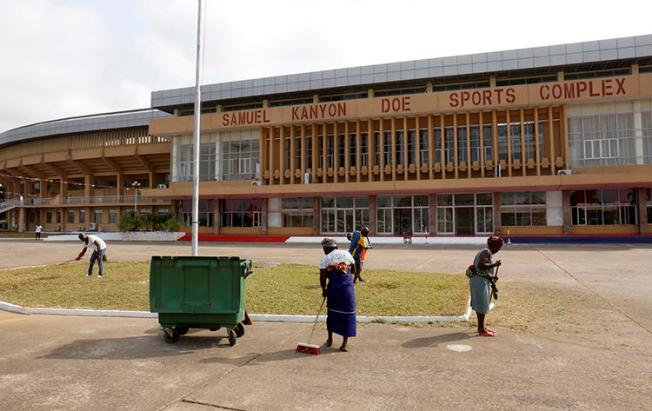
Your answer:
[445,127,455,164]
[470,126,480,162]
[108,209,118,224]
[79,210,86,224]
[94,209,103,224]
[434,127,442,164]
[483,124,493,162]
[320,197,368,234]
[457,127,467,163]
[396,130,404,166]
[497,124,507,161]
[510,123,521,162]
[282,198,313,227]
[408,129,417,165]
[419,129,429,165]
[500,192,546,226]
[568,112,635,167]
[377,195,429,235]
[178,143,217,182]
[67,210,75,224]
[570,189,637,225]
[220,199,260,227]
[46,211,52,224]
[222,139,259,180]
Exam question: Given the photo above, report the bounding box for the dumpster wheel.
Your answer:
[227,329,237,346]
[235,323,245,338]
[163,327,180,343]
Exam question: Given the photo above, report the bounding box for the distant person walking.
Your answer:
[320,238,356,352]
[469,235,503,337]
[35,224,42,240]
[76,233,108,278]
[348,226,371,283]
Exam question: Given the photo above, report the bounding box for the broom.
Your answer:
[296,296,326,355]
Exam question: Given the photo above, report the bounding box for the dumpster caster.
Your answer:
[209,327,220,331]
[235,322,245,338]
[227,329,237,346]
[163,327,179,343]
[177,326,189,336]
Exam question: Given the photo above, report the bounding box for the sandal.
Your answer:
[479,330,496,337]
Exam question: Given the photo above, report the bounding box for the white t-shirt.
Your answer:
[319,249,355,269]
[86,235,107,251]
[35,225,42,233]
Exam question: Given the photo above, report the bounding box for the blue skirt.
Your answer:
[326,268,356,337]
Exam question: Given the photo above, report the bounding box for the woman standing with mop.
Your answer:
[470,234,503,337]
[319,238,356,352]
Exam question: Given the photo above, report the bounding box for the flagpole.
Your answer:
[191,0,204,256]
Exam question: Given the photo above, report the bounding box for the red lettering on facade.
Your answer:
[449,93,459,108]
[588,82,600,97]
[381,97,411,112]
[291,103,346,120]
[602,79,613,96]
[221,109,269,126]
[483,90,493,105]
[505,88,516,103]
[540,84,550,100]
[564,83,576,99]
[615,78,626,95]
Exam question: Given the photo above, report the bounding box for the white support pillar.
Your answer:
[268,197,282,228]
[633,101,644,165]
[546,191,564,227]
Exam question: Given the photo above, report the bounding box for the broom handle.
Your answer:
[307,297,326,344]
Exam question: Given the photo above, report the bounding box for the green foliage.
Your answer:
[118,211,179,232]
[118,211,141,232]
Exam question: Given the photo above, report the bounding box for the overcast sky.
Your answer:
[1,0,651,132]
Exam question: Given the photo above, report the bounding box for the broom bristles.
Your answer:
[296,342,320,355]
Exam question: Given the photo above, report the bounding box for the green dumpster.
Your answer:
[150,256,253,346]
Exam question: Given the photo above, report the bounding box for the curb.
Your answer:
[0,300,472,323]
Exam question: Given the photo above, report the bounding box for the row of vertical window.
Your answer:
[282,123,549,170]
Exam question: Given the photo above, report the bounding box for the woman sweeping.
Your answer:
[319,238,356,352]
[470,234,503,337]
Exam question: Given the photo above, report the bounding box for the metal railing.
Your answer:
[12,195,170,207]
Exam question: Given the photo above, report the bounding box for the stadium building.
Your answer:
[2,34,652,240]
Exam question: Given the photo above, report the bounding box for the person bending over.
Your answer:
[76,233,108,278]
[319,238,356,352]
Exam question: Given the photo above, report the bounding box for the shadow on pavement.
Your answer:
[40,335,229,360]
[402,332,471,348]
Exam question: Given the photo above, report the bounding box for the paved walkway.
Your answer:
[0,241,651,409]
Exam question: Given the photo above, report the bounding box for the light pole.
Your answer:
[191,0,204,256]
[132,181,142,214]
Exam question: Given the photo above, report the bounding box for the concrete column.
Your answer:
[638,188,648,234]
[368,195,377,235]
[546,191,564,226]
[562,191,572,235]
[313,197,320,235]
[267,197,281,230]
[492,192,502,233]
[633,101,644,165]
[61,207,66,232]
[116,173,123,199]
[18,207,25,232]
[212,200,220,234]
[84,175,93,200]
[260,199,268,235]
[428,194,437,235]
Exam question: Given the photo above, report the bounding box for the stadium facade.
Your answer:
[2,35,652,238]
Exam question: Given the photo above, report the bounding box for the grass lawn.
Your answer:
[0,231,48,238]
[0,261,468,316]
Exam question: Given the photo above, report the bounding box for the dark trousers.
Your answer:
[35,232,41,240]
[353,257,364,281]
[88,249,105,276]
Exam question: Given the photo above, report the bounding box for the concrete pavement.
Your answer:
[0,241,651,409]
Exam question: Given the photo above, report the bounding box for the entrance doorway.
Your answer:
[455,207,475,235]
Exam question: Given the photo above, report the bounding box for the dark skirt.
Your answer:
[326,268,356,337]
